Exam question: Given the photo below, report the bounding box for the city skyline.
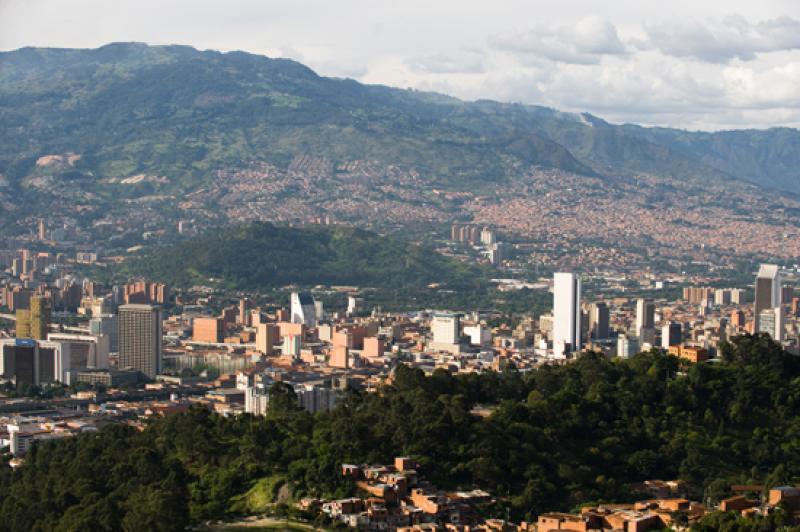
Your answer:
[2,2,800,530]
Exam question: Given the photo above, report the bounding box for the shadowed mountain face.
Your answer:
[1,42,799,195]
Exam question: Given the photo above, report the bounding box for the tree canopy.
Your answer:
[1,334,799,531]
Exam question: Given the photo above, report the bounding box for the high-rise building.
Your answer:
[89,314,118,352]
[290,292,317,327]
[757,307,784,341]
[661,322,682,349]
[238,297,249,325]
[15,295,51,340]
[589,302,610,339]
[730,288,746,305]
[0,339,37,385]
[635,298,655,342]
[347,296,364,317]
[616,334,639,359]
[193,317,223,343]
[123,281,169,305]
[781,285,794,304]
[553,272,582,355]
[730,309,746,330]
[47,332,109,370]
[118,304,162,379]
[683,286,713,304]
[256,323,277,355]
[30,295,51,340]
[480,227,496,245]
[754,264,781,331]
[488,242,510,266]
[714,289,731,306]
[296,383,339,413]
[282,334,302,359]
[15,309,31,338]
[431,313,460,345]
[0,339,70,385]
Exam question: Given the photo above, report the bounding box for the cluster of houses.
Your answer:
[298,457,502,531]
[299,472,800,531]
[537,482,800,531]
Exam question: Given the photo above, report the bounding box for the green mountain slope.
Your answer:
[125,222,488,290]
[1,42,799,201]
[0,43,594,191]
[0,43,800,210]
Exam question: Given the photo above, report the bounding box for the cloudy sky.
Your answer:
[2,0,799,131]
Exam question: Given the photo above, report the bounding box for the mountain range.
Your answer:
[1,42,799,194]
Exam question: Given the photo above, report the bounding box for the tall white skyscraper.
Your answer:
[754,264,781,331]
[661,322,682,349]
[635,298,655,331]
[636,298,656,342]
[553,272,582,355]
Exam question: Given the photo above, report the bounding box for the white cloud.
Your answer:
[489,17,627,65]
[642,15,800,63]
[405,51,486,74]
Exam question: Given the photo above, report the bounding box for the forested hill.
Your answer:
[2,43,800,193]
[1,334,799,530]
[124,222,488,290]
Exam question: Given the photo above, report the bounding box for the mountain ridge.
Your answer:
[2,42,799,196]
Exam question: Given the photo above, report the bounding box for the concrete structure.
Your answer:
[617,334,639,359]
[329,345,349,368]
[431,314,459,345]
[47,332,109,369]
[245,386,270,415]
[118,304,162,379]
[553,272,582,355]
[480,227,496,245]
[464,324,492,346]
[193,317,223,343]
[636,298,656,343]
[668,345,709,363]
[589,302,610,339]
[428,313,463,354]
[291,292,317,327]
[347,296,365,317]
[256,323,278,355]
[238,297,250,325]
[754,264,781,332]
[0,338,71,385]
[661,322,682,349]
[362,336,385,358]
[15,295,51,340]
[296,383,339,413]
[757,307,784,340]
[89,314,118,352]
[282,334,301,359]
[75,369,139,387]
[714,289,731,306]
